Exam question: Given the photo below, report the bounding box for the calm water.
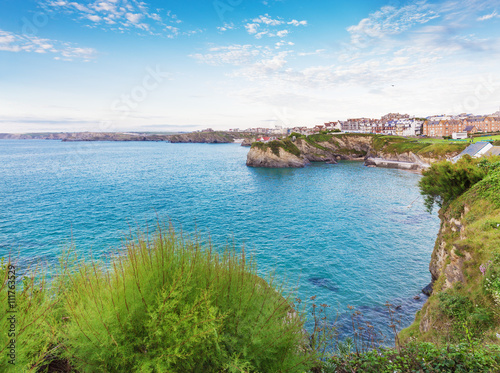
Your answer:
[0,140,439,337]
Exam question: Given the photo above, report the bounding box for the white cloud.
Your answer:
[243,14,307,39]
[245,23,260,34]
[87,14,102,22]
[252,14,284,26]
[190,44,262,66]
[0,29,97,61]
[288,20,307,26]
[347,2,440,47]
[477,11,500,21]
[217,23,235,32]
[41,0,183,37]
[276,30,289,38]
[125,13,142,24]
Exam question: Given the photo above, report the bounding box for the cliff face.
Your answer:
[0,131,256,144]
[247,134,465,169]
[167,132,236,143]
[417,208,474,334]
[401,170,500,343]
[246,146,310,168]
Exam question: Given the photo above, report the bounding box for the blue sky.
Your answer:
[1,0,500,132]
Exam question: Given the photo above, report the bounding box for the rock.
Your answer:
[240,138,255,147]
[246,146,310,168]
[364,158,377,166]
[245,134,458,169]
[421,283,433,296]
[414,295,421,300]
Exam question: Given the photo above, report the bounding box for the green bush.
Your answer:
[57,226,313,372]
[419,156,490,212]
[327,342,500,373]
[0,259,60,372]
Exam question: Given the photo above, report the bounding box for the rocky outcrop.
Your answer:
[246,134,449,169]
[167,132,235,143]
[241,138,255,147]
[0,131,258,144]
[246,146,310,168]
[415,207,475,334]
[428,211,472,290]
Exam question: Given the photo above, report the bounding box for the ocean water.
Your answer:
[0,140,440,338]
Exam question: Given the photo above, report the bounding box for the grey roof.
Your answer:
[464,125,475,131]
[459,142,492,157]
[486,146,500,156]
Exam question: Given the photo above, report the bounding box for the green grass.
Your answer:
[327,342,500,372]
[417,138,469,144]
[0,226,316,372]
[416,142,468,158]
[403,159,500,345]
[252,139,302,157]
[472,135,500,143]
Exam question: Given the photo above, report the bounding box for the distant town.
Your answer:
[199,110,500,141]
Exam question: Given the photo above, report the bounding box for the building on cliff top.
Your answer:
[486,146,500,157]
[453,142,493,161]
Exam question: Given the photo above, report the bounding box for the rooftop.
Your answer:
[458,142,492,157]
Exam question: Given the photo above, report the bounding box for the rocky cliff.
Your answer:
[167,132,237,143]
[401,168,500,343]
[0,131,256,144]
[246,145,310,168]
[246,134,466,169]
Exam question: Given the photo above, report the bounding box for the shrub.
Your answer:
[57,226,314,372]
[419,156,489,212]
[0,259,60,372]
[327,342,500,373]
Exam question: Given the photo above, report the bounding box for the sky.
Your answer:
[1,0,500,133]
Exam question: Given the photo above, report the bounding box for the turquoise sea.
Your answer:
[0,140,440,337]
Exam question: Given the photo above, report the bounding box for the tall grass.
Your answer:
[0,258,61,372]
[1,224,316,372]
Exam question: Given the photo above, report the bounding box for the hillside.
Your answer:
[0,131,257,143]
[246,133,467,168]
[401,158,500,345]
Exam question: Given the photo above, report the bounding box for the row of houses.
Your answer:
[231,111,500,139]
[423,115,500,137]
[288,113,424,136]
[338,117,424,136]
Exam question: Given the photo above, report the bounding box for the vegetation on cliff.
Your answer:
[372,135,467,157]
[401,156,500,346]
[0,226,317,372]
[250,133,467,164]
[252,139,302,157]
[167,131,241,143]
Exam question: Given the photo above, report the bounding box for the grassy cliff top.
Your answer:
[251,133,468,158]
[402,158,500,345]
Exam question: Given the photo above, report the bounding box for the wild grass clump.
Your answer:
[326,342,500,372]
[0,259,60,372]
[56,225,313,372]
[252,140,301,158]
